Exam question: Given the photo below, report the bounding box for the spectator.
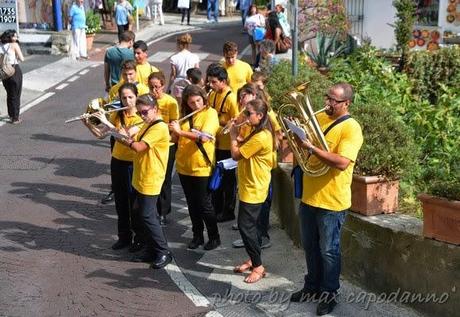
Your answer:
[104,30,135,92]
[114,0,133,43]
[238,0,252,28]
[257,39,279,73]
[178,0,191,25]
[151,0,165,25]
[275,4,290,37]
[244,4,265,66]
[68,0,88,60]
[265,11,288,54]
[1,30,24,124]
[207,0,219,23]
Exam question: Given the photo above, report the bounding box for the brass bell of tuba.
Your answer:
[277,83,330,177]
[65,98,123,124]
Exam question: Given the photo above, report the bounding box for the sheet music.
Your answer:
[219,158,238,170]
[191,129,215,141]
[283,118,307,141]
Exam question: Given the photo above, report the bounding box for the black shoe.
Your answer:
[101,191,114,204]
[131,251,155,263]
[129,241,144,253]
[290,289,320,302]
[316,293,338,316]
[187,237,204,249]
[216,213,235,223]
[160,215,168,226]
[111,239,131,250]
[150,252,173,269]
[203,238,221,250]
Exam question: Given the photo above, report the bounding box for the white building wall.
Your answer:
[362,0,397,49]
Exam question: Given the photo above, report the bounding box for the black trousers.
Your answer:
[179,174,219,240]
[238,201,264,267]
[117,24,129,42]
[181,8,190,24]
[212,149,236,218]
[133,190,170,256]
[157,144,177,217]
[2,64,22,121]
[110,157,142,242]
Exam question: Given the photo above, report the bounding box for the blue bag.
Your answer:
[208,162,225,191]
[253,27,266,42]
[291,165,303,199]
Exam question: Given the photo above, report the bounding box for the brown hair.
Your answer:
[180,85,208,117]
[121,60,137,71]
[223,41,238,55]
[136,94,158,108]
[148,71,166,86]
[177,33,192,50]
[251,71,267,84]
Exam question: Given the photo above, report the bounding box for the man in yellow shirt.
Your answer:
[207,66,239,222]
[147,71,179,225]
[290,83,363,316]
[109,60,149,102]
[133,40,159,86]
[221,41,253,94]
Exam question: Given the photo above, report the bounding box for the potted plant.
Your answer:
[86,10,101,50]
[350,100,419,216]
[303,32,349,74]
[418,147,460,245]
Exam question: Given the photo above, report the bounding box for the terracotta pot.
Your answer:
[351,175,399,216]
[418,193,460,245]
[279,138,293,163]
[86,34,95,51]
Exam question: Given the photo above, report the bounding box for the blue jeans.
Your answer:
[299,203,347,293]
[207,0,218,21]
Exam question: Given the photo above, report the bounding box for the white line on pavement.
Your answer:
[79,69,90,75]
[55,83,68,90]
[0,92,55,127]
[67,75,80,82]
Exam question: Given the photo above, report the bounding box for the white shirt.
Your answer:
[1,44,18,65]
[170,49,199,78]
[244,14,265,36]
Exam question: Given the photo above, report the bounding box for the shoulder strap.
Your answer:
[323,115,351,136]
[138,119,163,141]
[239,128,262,146]
[188,115,213,167]
[218,90,232,114]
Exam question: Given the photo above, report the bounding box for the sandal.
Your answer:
[233,260,252,273]
[244,266,266,284]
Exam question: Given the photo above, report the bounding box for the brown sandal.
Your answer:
[244,266,266,283]
[233,260,253,273]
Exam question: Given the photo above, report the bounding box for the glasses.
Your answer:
[243,109,257,116]
[325,95,347,104]
[137,109,150,116]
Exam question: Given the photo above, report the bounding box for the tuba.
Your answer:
[277,83,330,177]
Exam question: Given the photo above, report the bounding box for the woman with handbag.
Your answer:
[114,0,133,42]
[1,30,24,124]
[169,85,221,251]
[229,98,275,283]
[244,4,265,66]
[265,11,291,54]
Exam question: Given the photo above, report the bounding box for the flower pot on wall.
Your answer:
[86,34,95,51]
[351,175,399,216]
[418,193,460,245]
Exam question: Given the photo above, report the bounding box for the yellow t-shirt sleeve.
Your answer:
[337,120,363,162]
[201,108,220,136]
[169,96,179,121]
[240,131,265,159]
[227,94,239,119]
[137,83,150,96]
[268,110,281,132]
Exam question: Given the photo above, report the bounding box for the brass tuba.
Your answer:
[277,83,330,177]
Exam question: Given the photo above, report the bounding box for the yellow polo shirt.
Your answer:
[157,93,179,123]
[136,63,159,86]
[175,107,219,177]
[132,121,170,195]
[109,111,143,162]
[108,81,149,102]
[238,129,273,204]
[208,87,239,150]
[302,113,363,211]
[222,59,253,94]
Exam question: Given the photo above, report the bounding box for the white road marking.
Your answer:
[91,63,100,68]
[164,260,211,307]
[0,92,55,127]
[239,45,251,58]
[79,69,90,75]
[67,75,80,82]
[195,53,210,60]
[148,51,174,63]
[55,83,68,90]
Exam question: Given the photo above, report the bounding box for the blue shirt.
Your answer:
[69,3,86,30]
[115,3,132,25]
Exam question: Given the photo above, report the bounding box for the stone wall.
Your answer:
[272,164,460,317]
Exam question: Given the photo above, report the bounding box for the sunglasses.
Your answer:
[325,95,347,103]
[243,109,257,116]
[137,109,150,116]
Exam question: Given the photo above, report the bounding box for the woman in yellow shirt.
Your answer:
[82,83,144,251]
[229,98,275,283]
[116,94,173,269]
[169,85,221,251]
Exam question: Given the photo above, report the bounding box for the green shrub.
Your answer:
[266,59,332,114]
[352,100,419,181]
[86,10,101,34]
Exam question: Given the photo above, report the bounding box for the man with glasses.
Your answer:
[290,83,363,316]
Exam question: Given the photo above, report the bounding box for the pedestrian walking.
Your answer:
[104,30,135,92]
[206,0,219,23]
[114,0,133,43]
[151,0,165,25]
[178,0,191,25]
[69,0,88,60]
[1,30,24,124]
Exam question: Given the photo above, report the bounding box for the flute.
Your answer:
[176,107,205,124]
[222,120,249,135]
[65,106,129,123]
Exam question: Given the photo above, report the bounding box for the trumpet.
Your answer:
[221,120,249,134]
[65,99,125,124]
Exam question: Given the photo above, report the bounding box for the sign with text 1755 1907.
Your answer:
[0,0,18,34]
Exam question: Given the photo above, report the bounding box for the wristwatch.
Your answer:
[307,146,315,155]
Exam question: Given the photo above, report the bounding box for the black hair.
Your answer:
[206,66,228,82]
[133,40,148,52]
[180,85,208,117]
[0,29,17,44]
[118,82,138,99]
[186,68,202,85]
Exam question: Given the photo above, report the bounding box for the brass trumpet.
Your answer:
[65,99,125,124]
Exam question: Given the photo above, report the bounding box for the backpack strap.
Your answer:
[138,119,163,141]
[213,90,232,114]
[188,115,213,167]
[323,115,351,136]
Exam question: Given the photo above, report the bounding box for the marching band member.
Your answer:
[221,41,253,94]
[229,98,274,283]
[133,40,160,86]
[118,94,173,269]
[82,83,144,251]
[206,66,239,223]
[290,83,363,316]
[108,60,149,102]
[169,85,221,251]
[148,71,180,225]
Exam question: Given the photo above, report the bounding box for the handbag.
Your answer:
[276,34,292,54]
[208,161,225,191]
[253,27,266,42]
[0,45,15,80]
